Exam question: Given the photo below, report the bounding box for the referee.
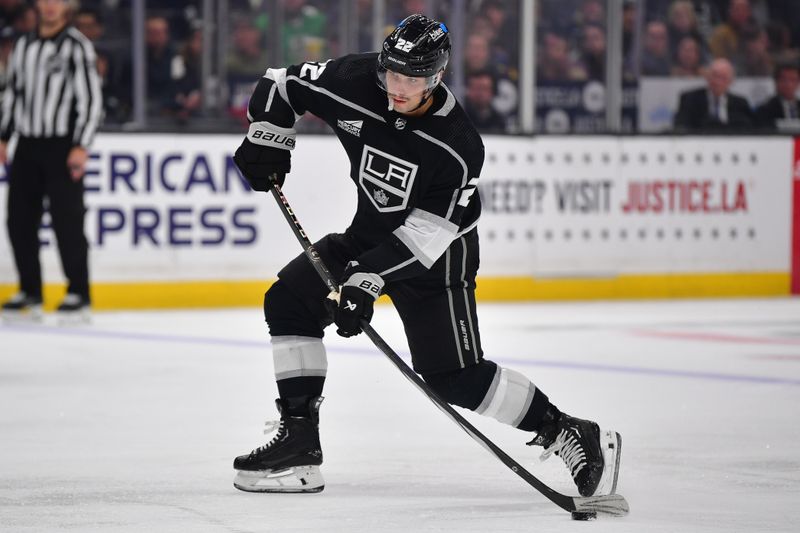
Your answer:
[0,0,102,320]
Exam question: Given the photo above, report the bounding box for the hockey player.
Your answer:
[232,14,622,496]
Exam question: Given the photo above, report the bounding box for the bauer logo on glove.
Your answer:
[333,261,384,337]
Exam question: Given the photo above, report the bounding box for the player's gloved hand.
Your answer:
[233,138,290,191]
[334,261,384,338]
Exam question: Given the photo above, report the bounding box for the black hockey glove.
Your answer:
[333,261,385,338]
[233,138,290,191]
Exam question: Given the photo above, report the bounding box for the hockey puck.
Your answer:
[571,511,597,521]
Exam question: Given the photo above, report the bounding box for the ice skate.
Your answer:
[528,407,622,497]
[233,397,324,493]
[56,294,91,325]
[1,292,43,323]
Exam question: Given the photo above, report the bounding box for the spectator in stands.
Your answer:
[75,8,130,124]
[0,0,24,28]
[642,21,672,76]
[673,58,755,130]
[480,0,518,68]
[464,29,518,118]
[709,0,758,60]
[622,0,637,73]
[579,23,607,81]
[647,0,722,37]
[764,20,796,65]
[227,15,270,79]
[575,0,605,27]
[537,30,586,82]
[736,27,773,76]
[174,26,203,124]
[464,33,493,76]
[763,0,800,50]
[666,0,708,61]
[226,14,271,125]
[145,14,182,117]
[12,3,36,34]
[755,62,800,128]
[672,35,708,77]
[74,7,104,43]
[282,0,327,64]
[463,70,507,134]
[0,26,12,97]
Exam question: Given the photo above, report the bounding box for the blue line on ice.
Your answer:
[3,322,799,387]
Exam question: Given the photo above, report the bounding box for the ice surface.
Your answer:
[1,298,799,532]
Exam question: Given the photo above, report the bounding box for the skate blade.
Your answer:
[1,307,44,324]
[233,465,325,493]
[594,430,622,496]
[56,309,91,326]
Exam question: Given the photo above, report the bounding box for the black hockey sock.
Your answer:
[277,376,325,417]
[528,403,562,444]
[517,393,559,433]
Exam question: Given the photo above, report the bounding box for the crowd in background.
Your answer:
[538,0,800,82]
[1,0,799,134]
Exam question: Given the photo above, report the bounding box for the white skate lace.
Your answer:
[251,420,284,455]
[539,429,587,477]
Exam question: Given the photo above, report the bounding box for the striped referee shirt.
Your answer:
[0,26,102,147]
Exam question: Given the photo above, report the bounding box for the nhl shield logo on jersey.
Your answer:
[394,118,407,130]
[359,145,418,213]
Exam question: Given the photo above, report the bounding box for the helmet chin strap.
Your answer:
[409,71,443,112]
[410,88,434,112]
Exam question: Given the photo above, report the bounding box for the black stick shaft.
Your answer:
[267,181,579,513]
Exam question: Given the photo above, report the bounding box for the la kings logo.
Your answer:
[359,145,418,213]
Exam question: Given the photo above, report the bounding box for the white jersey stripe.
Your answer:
[32,41,56,137]
[460,237,479,364]
[42,40,71,137]
[393,208,459,268]
[71,43,89,145]
[22,40,42,136]
[445,247,466,368]
[0,36,21,135]
[81,46,104,146]
[287,74,387,123]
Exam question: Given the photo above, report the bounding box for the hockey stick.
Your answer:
[267,180,629,517]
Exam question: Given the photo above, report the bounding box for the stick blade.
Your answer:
[571,493,630,517]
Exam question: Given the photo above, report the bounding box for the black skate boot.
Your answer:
[1,292,43,322]
[233,396,324,493]
[527,406,622,497]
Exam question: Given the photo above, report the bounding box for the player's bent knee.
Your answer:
[422,360,498,410]
[264,280,324,338]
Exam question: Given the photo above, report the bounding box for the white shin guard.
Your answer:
[475,366,538,428]
[271,336,328,381]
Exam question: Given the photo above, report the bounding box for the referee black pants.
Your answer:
[6,137,90,300]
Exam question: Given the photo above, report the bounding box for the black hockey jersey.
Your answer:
[246,53,483,282]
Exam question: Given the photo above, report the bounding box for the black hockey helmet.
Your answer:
[377,14,451,94]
